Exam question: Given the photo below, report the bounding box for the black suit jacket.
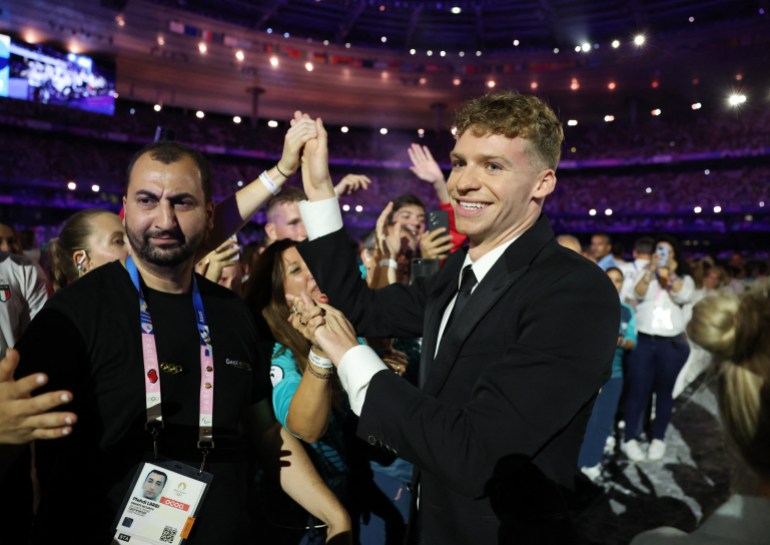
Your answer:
[299,215,619,544]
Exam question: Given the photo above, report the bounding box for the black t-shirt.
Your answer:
[16,261,270,544]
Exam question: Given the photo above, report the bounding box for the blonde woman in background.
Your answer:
[631,279,770,544]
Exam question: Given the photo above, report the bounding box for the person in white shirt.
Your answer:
[0,252,48,359]
[619,236,655,307]
[622,236,695,462]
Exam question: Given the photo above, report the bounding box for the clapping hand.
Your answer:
[287,292,358,366]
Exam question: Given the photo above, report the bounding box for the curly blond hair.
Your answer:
[454,91,564,170]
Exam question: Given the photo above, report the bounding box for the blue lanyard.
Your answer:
[126,256,216,463]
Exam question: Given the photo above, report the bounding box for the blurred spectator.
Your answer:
[631,279,770,544]
[557,234,582,254]
[622,236,694,462]
[578,266,637,481]
[590,233,618,271]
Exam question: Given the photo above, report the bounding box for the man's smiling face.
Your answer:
[447,129,555,257]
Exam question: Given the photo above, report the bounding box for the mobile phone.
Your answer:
[411,257,440,283]
[656,244,669,267]
[428,210,449,233]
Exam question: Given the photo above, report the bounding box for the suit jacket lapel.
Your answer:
[422,215,556,396]
[419,255,464,389]
[423,261,527,396]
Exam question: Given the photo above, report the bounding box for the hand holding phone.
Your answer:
[428,210,449,233]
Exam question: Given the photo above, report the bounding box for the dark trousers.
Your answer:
[578,376,623,467]
[624,333,689,441]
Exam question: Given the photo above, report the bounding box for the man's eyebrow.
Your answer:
[168,193,197,203]
[477,153,513,167]
[134,189,197,199]
[134,189,159,199]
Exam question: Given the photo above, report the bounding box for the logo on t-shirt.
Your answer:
[0,283,10,303]
[225,358,252,371]
[269,365,284,387]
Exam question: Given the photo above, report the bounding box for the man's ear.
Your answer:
[264,222,277,242]
[533,169,556,199]
[206,201,215,231]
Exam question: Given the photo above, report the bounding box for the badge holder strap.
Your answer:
[127,256,215,472]
[192,277,215,474]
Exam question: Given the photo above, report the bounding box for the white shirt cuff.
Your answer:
[337,344,388,415]
[298,197,343,240]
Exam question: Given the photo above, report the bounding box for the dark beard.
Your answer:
[126,227,197,268]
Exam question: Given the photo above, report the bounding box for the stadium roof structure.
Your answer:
[2,0,767,128]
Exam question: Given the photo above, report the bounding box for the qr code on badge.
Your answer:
[160,525,178,543]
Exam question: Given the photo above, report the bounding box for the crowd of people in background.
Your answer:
[2,96,770,245]
[1,92,769,545]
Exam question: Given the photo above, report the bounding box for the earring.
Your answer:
[76,252,89,274]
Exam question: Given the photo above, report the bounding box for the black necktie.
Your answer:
[444,265,477,333]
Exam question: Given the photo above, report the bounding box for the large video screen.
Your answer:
[1,34,116,115]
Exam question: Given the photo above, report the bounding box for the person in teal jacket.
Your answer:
[578,266,637,480]
[244,238,409,544]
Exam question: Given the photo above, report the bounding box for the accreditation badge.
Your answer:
[112,460,213,545]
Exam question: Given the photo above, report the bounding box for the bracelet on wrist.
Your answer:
[308,349,334,369]
[275,163,290,178]
[378,258,397,269]
[306,364,335,380]
[259,171,281,195]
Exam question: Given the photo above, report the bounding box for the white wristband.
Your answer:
[378,259,397,269]
[259,171,281,195]
[308,349,333,369]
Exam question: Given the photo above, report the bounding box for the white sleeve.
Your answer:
[298,197,343,240]
[336,344,388,415]
[671,275,695,305]
[25,263,50,319]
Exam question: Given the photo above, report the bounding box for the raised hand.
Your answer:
[0,349,77,444]
[301,117,335,200]
[408,143,450,203]
[195,240,240,283]
[278,111,319,177]
[374,202,399,259]
[334,174,372,197]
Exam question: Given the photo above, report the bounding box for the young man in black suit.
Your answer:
[294,92,620,544]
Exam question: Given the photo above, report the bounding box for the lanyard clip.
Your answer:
[151,426,160,460]
[145,421,164,459]
[198,445,213,474]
